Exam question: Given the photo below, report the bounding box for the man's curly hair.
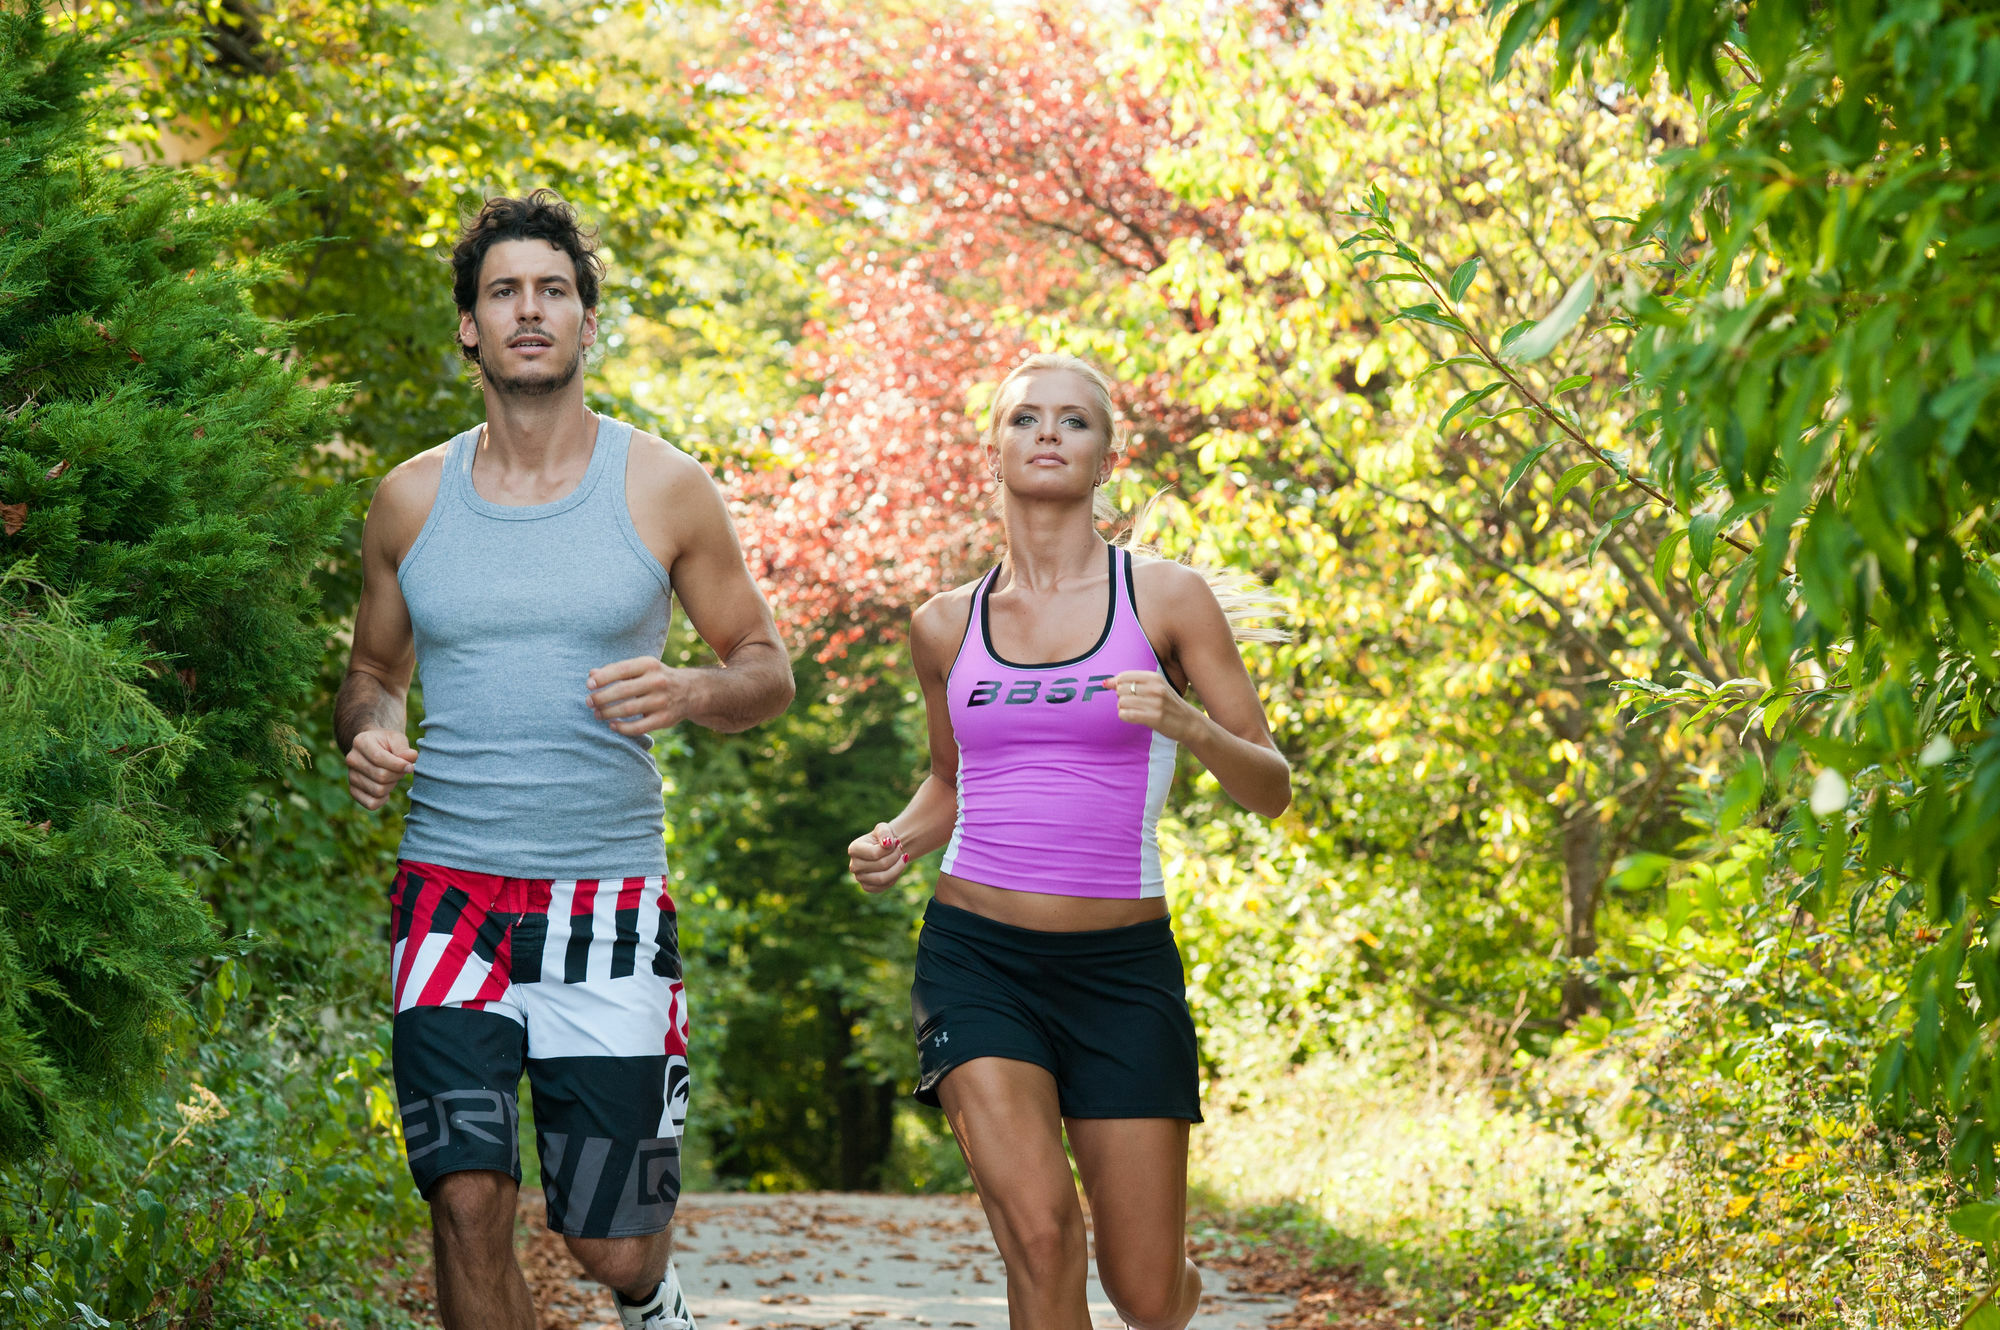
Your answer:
[450,189,605,364]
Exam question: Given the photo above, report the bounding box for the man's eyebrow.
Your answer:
[484,273,575,290]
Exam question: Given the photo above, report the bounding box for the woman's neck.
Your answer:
[999,496,1105,592]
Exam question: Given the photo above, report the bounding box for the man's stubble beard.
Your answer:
[483,338,585,398]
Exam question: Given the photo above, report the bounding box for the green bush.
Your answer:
[1487,0,2000,1187]
[0,5,345,1158]
[0,969,424,1329]
[0,570,212,1160]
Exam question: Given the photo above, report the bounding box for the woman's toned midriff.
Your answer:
[935,871,1169,931]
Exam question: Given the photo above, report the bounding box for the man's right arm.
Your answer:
[337,456,437,810]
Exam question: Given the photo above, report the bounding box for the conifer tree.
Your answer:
[0,5,344,1160]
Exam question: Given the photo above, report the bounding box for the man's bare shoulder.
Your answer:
[625,428,716,504]
[623,429,729,574]
[366,445,447,558]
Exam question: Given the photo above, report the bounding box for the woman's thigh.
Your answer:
[937,1058,1084,1245]
[1064,1117,1191,1289]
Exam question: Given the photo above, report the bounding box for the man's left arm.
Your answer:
[587,445,794,735]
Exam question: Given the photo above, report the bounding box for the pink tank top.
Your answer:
[940,545,1178,899]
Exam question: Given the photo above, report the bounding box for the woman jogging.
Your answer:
[847,352,1290,1330]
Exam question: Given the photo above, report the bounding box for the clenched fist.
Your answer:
[848,821,908,894]
[588,656,696,735]
[347,728,417,810]
[1109,670,1195,741]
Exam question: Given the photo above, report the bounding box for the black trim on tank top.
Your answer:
[1121,547,1177,679]
[943,566,998,689]
[981,543,1117,670]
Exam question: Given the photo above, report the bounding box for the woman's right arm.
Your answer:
[848,593,967,894]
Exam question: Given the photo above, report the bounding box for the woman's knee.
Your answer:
[1100,1255,1199,1330]
[991,1203,1087,1277]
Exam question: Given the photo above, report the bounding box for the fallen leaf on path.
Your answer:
[1191,1222,1407,1330]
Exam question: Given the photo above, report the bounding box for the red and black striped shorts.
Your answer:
[388,860,690,1238]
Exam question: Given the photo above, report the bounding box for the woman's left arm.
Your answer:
[1113,562,1292,819]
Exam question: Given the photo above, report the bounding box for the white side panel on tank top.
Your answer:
[940,778,968,876]
[1137,729,1178,898]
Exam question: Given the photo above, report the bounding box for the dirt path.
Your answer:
[510,1191,1389,1330]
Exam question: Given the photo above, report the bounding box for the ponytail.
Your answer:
[1111,491,1289,646]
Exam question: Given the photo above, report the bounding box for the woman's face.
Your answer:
[990,369,1113,498]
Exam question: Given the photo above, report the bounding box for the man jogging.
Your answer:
[337,190,793,1330]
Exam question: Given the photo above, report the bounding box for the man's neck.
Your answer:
[478,380,595,472]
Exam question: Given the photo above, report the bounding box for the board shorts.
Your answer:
[388,860,690,1238]
[910,898,1203,1121]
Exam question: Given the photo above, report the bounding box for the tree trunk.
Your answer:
[824,997,897,1190]
[1555,650,1605,1024]
[1559,793,1604,1022]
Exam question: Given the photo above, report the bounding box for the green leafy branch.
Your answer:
[1342,185,1759,565]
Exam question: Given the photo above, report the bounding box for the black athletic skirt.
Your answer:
[910,898,1202,1121]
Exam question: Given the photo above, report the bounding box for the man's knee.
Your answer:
[564,1229,670,1296]
[434,1176,520,1232]
[429,1170,518,1250]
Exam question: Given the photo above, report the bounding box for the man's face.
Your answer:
[459,238,598,397]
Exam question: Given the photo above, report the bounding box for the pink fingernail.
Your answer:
[901,854,910,864]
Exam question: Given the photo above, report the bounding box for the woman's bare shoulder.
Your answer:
[1129,553,1218,613]
[911,576,986,670]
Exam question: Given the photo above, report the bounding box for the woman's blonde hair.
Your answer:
[985,352,1288,645]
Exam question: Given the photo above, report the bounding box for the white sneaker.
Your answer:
[616,1261,696,1330]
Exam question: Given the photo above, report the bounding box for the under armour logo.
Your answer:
[933,1031,949,1047]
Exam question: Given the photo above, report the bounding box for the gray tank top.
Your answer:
[396,415,673,878]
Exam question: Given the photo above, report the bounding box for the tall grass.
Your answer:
[1188,1013,1991,1327]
